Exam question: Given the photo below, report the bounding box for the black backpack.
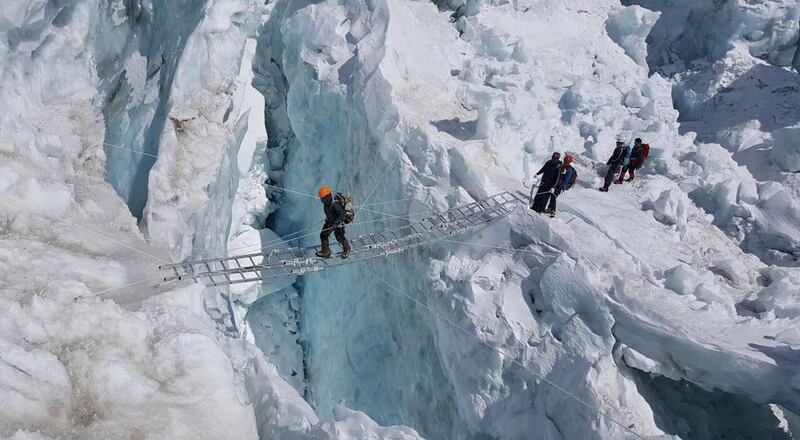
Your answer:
[334,193,355,224]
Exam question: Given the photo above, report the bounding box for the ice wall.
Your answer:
[250,0,800,438]
[624,0,800,266]
[0,0,426,438]
[0,1,260,437]
[94,0,207,221]
[4,0,800,438]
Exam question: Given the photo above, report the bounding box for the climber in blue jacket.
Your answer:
[545,155,577,217]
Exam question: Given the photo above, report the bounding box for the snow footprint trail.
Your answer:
[531,179,800,414]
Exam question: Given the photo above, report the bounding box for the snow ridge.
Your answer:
[2,0,800,439]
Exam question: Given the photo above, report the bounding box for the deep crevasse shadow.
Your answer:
[97,0,207,221]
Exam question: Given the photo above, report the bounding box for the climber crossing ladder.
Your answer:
[159,191,524,286]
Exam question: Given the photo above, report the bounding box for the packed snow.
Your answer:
[2,0,800,439]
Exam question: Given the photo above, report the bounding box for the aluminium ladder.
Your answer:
[159,191,523,286]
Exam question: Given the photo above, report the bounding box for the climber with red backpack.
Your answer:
[617,138,650,184]
[316,186,354,259]
[545,155,578,217]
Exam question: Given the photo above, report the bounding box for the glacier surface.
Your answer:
[2,0,800,439]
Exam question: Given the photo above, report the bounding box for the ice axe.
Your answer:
[523,177,540,207]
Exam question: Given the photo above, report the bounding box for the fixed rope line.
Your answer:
[160,192,522,285]
[226,219,327,253]
[262,183,427,214]
[436,238,548,256]
[103,142,160,159]
[94,276,162,296]
[359,197,416,207]
[263,183,317,200]
[100,142,533,273]
[60,219,169,264]
[367,269,645,439]
[227,205,440,255]
[103,141,486,239]
[101,141,633,430]
[361,151,402,207]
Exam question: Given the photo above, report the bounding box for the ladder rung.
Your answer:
[160,191,517,286]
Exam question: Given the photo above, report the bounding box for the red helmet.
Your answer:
[564,155,573,164]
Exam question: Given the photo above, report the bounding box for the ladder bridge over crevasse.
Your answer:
[159,191,524,286]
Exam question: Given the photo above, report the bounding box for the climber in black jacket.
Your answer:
[316,186,350,259]
[530,152,562,213]
[599,140,629,192]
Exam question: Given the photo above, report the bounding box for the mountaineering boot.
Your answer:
[548,209,556,218]
[598,187,608,192]
[316,238,332,258]
[341,243,350,259]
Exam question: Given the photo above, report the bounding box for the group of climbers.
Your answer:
[530,152,578,217]
[529,137,650,216]
[315,137,649,257]
[599,138,650,192]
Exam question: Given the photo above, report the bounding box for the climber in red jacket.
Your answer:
[617,138,650,184]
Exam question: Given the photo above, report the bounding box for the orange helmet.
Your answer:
[318,186,331,199]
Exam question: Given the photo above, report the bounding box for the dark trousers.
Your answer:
[547,188,562,211]
[320,223,349,250]
[531,183,555,212]
[603,164,621,189]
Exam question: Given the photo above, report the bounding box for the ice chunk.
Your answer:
[752,268,800,319]
[755,190,800,254]
[771,125,800,172]
[652,189,688,230]
[710,257,751,286]
[620,345,682,381]
[663,264,700,296]
[605,5,660,67]
[0,340,73,428]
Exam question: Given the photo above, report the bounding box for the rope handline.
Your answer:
[359,197,416,207]
[228,206,439,255]
[59,219,168,264]
[367,270,644,439]
[94,277,159,296]
[227,219,327,253]
[103,142,160,159]
[361,151,402,208]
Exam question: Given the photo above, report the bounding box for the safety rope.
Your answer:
[58,219,168,264]
[94,141,646,437]
[367,269,645,439]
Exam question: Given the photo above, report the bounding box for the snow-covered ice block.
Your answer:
[652,189,688,230]
[753,268,800,319]
[663,264,701,296]
[605,5,660,67]
[771,125,800,172]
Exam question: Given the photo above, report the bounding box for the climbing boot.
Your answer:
[316,239,332,258]
[598,187,608,192]
[548,210,556,218]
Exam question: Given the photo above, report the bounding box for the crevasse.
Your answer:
[2,0,800,439]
